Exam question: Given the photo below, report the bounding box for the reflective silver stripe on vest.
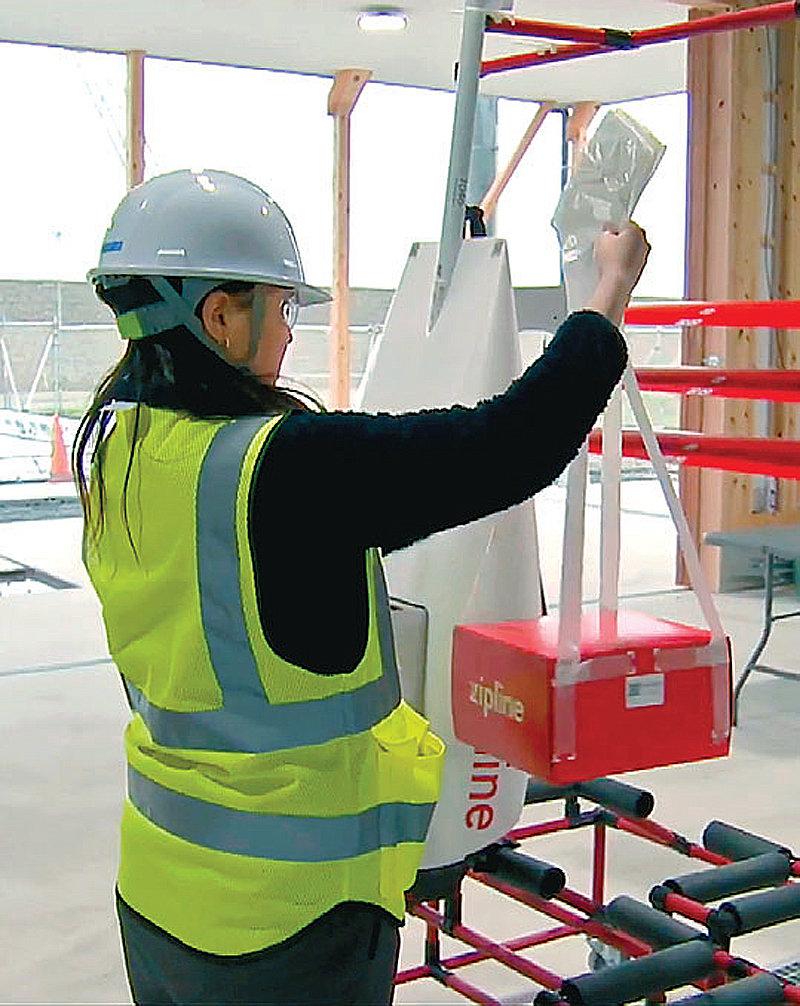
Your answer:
[128,767,434,862]
[126,417,400,753]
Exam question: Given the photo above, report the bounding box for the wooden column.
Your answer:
[683,5,800,589]
[566,101,599,171]
[681,14,735,587]
[327,69,370,410]
[774,16,800,511]
[480,102,553,223]
[126,50,146,189]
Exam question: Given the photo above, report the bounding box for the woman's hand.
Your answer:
[586,222,651,327]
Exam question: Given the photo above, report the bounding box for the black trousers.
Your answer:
[116,893,401,1006]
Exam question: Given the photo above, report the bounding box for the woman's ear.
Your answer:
[200,290,230,348]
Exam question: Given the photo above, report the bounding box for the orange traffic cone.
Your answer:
[50,413,72,483]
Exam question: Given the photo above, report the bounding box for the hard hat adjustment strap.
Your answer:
[248,287,267,363]
[149,276,233,365]
[117,301,188,340]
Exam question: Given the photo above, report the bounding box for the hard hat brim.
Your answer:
[88,266,332,307]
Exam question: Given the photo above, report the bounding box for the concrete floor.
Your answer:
[2,482,799,1005]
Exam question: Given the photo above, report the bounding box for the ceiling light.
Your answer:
[357,9,408,33]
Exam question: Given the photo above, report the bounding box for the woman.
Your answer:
[76,168,649,1006]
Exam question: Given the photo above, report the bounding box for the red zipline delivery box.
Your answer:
[452,609,731,785]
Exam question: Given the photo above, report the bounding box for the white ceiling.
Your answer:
[0,1,699,103]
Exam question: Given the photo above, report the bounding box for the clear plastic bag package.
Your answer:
[552,108,665,311]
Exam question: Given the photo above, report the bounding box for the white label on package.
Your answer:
[625,674,665,709]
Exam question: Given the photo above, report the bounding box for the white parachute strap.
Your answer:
[621,363,729,744]
[553,438,588,762]
[552,109,666,763]
[557,445,588,666]
[551,109,729,763]
[599,384,622,620]
[623,363,725,643]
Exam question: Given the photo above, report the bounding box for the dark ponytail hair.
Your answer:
[74,277,320,543]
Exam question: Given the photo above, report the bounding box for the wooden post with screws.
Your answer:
[327,68,371,410]
[126,50,145,190]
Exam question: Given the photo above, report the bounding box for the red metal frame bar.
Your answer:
[469,873,651,959]
[634,3,799,46]
[423,924,580,972]
[612,816,727,866]
[397,913,576,993]
[604,299,800,482]
[660,891,800,1001]
[407,899,566,990]
[587,429,800,480]
[506,818,573,840]
[559,886,600,919]
[627,301,800,401]
[400,806,800,1003]
[592,819,606,906]
[507,812,595,842]
[662,891,713,925]
[482,2,799,77]
[397,952,503,1006]
[635,368,800,403]
[710,952,800,1002]
[486,18,613,46]
[625,299,800,329]
[482,43,605,77]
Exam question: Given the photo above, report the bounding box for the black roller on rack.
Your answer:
[558,939,716,1006]
[525,780,574,805]
[708,883,800,941]
[604,896,704,949]
[669,972,786,1004]
[533,992,563,1005]
[577,778,655,819]
[472,845,566,900]
[661,852,792,904]
[523,777,655,819]
[703,820,793,861]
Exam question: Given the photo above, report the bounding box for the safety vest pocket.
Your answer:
[370,700,445,819]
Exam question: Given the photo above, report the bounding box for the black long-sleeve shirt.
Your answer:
[250,310,626,674]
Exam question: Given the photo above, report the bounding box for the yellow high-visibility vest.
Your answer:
[84,405,444,955]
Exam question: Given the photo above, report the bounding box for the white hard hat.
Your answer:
[90,168,330,308]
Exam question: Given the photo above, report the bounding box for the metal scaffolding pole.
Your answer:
[429,4,487,330]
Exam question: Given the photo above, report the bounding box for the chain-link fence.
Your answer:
[0,280,121,417]
[0,279,681,486]
[0,280,400,417]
